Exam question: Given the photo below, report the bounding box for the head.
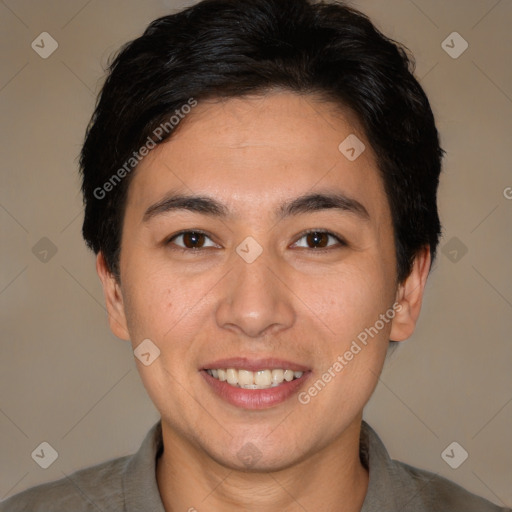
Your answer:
[81,0,443,471]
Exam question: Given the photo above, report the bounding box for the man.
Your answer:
[1,0,508,510]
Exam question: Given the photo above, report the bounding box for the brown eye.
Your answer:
[182,231,206,248]
[306,231,329,248]
[293,230,345,250]
[167,231,219,251]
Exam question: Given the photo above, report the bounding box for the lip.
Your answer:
[200,357,310,372]
[201,369,311,410]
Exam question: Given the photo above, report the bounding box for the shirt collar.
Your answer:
[359,420,400,511]
[123,421,165,512]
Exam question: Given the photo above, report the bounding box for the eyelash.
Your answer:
[165,229,346,253]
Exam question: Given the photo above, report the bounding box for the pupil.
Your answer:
[184,232,204,248]
[307,232,327,248]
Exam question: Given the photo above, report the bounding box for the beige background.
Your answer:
[1,0,511,506]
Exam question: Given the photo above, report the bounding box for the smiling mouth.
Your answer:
[205,368,304,389]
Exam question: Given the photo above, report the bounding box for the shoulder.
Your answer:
[0,421,164,512]
[391,459,510,511]
[360,421,510,512]
[0,455,130,512]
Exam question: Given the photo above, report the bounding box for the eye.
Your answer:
[165,229,345,252]
[166,230,220,251]
[292,230,346,250]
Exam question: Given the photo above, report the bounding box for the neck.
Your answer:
[156,417,369,512]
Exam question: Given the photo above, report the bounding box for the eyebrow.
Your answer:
[143,190,370,222]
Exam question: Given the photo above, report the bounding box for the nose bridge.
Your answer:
[215,242,295,338]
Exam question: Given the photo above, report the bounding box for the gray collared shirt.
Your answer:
[1,420,509,511]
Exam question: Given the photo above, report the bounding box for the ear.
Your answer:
[389,245,431,342]
[96,252,130,341]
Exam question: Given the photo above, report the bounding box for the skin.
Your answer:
[97,92,430,511]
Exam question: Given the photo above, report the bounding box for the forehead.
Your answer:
[125,92,389,223]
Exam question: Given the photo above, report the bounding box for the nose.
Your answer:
[215,248,296,339]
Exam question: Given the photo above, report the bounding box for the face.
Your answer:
[98,92,428,472]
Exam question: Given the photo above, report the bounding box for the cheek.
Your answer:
[296,263,393,343]
[121,262,214,350]
[121,269,176,344]
[297,268,392,415]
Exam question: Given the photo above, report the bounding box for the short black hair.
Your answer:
[80,0,444,283]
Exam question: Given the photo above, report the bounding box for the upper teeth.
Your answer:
[206,368,304,388]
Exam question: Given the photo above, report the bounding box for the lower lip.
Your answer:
[201,370,310,410]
